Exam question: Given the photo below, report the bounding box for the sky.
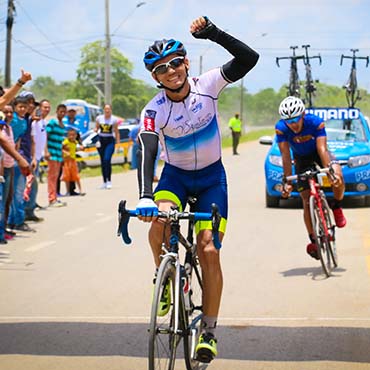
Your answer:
[1,0,370,95]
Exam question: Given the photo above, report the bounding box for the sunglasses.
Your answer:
[152,56,185,75]
[285,115,302,124]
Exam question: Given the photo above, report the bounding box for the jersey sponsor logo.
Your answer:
[192,102,203,114]
[144,109,156,131]
[318,122,325,130]
[293,134,313,143]
[174,115,184,122]
[275,129,284,135]
[306,108,360,120]
[156,97,165,106]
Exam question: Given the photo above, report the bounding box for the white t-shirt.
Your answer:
[31,118,48,161]
[96,115,118,138]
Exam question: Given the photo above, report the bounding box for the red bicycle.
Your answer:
[286,165,338,277]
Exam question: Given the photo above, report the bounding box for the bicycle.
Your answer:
[340,49,369,108]
[117,198,221,370]
[301,44,321,108]
[276,45,305,98]
[286,165,338,277]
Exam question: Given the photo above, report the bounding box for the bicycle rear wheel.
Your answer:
[149,255,179,370]
[309,196,333,277]
[183,261,203,370]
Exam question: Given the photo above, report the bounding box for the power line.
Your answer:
[15,0,74,59]
[12,37,76,63]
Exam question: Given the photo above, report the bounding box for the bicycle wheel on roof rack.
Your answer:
[309,195,333,277]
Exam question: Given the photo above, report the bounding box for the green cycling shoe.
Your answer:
[195,332,218,363]
[153,278,171,317]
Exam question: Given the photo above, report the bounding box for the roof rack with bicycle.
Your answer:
[301,44,322,108]
[340,48,369,108]
[276,46,305,98]
[276,45,322,108]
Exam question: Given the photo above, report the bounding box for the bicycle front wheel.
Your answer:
[309,196,333,277]
[322,196,338,268]
[183,261,203,370]
[148,255,178,370]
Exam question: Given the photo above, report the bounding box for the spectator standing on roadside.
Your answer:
[61,128,85,196]
[62,107,83,195]
[25,99,51,220]
[45,104,67,207]
[94,104,119,189]
[8,95,36,232]
[0,106,16,241]
[228,113,242,155]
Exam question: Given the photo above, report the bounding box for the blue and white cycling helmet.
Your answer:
[144,39,186,72]
[279,96,305,119]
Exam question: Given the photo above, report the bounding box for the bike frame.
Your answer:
[308,175,330,237]
[117,200,221,369]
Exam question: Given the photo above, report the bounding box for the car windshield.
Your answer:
[325,118,367,142]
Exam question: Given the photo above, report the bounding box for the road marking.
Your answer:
[1,316,370,323]
[64,227,88,236]
[95,216,113,223]
[25,241,57,252]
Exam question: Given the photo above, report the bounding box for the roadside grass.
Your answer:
[80,127,275,178]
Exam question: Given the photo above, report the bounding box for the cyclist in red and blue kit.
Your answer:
[276,96,347,260]
[133,15,259,362]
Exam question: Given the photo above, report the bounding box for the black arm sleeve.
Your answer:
[137,131,159,199]
[192,17,259,82]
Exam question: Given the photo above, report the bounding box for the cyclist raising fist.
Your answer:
[134,15,259,363]
[276,96,346,260]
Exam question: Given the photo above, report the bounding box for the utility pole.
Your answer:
[5,0,15,86]
[104,0,112,105]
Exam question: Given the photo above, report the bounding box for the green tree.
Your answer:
[72,41,156,117]
[30,76,74,110]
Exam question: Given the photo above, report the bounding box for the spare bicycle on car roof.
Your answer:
[340,48,369,108]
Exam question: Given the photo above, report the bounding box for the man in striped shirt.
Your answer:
[45,104,67,207]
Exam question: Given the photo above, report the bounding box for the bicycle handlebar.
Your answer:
[285,160,348,184]
[117,200,222,249]
[285,167,333,182]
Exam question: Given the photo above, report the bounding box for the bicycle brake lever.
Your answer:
[211,203,222,250]
[117,200,132,244]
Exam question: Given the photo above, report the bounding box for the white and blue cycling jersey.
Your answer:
[139,67,229,171]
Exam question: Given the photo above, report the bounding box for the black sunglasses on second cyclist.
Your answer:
[152,56,185,75]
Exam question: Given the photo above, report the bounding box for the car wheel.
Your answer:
[265,188,280,208]
[364,196,370,207]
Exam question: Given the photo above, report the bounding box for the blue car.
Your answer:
[260,107,370,207]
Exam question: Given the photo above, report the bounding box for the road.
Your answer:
[0,141,370,370]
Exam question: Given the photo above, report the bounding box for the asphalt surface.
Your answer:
[0,141,369,370]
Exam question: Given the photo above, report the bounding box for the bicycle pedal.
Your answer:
[195,349,214,363]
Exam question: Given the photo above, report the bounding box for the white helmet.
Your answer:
[279,96,305,119]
